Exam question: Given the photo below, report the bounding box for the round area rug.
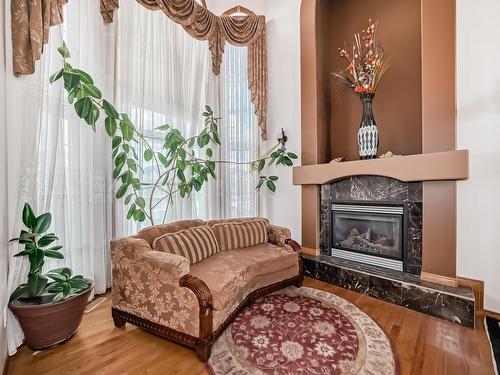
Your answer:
[208,287,398,375]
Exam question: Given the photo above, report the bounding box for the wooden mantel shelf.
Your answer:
[293,150,469,185]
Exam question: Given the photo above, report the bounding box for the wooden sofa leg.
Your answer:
[195,341,212,362]
[112,309,126,328]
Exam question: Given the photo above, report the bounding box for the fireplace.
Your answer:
[330,203,405,271]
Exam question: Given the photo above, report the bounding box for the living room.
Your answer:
[0,0,499,374]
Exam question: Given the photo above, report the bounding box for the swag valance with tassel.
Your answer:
[10,0,268,139]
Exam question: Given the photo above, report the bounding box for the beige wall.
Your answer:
[0,0,9,369]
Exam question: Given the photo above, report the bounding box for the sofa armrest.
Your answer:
[285,239,302,254]
[267,224,292,248]
[111,236,202,337]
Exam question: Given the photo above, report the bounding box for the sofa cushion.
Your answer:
[189,243,298,310]
[137,219,206,246]
[211,219,268,251]
[190,251,257,311]
[153,226,219,265]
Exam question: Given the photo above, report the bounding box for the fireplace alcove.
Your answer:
[297,0,474,327]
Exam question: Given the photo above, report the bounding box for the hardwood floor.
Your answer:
[7,278,495,375]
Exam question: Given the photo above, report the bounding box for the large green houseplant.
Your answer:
[49,43,298,225]
[9,203,93,350]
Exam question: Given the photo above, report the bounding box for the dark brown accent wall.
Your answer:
[329,0,423,160]
[300,0,459,279]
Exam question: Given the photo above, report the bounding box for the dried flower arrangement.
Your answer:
[333,19,390,94]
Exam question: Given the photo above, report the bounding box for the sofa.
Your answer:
[110,217,303,362]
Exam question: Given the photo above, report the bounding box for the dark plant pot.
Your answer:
[357,93,379,159]
[9,281,94,350]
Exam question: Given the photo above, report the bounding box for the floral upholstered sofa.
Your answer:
[110,217,303,362]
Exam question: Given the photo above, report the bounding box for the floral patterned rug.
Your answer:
[208,287,398,375]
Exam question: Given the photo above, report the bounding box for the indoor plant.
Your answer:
[49,43,298,226]
[8,203,93,350]
[333,19,390,159]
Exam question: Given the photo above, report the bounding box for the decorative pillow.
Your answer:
[152,226,219,265]
[211,219,268,251]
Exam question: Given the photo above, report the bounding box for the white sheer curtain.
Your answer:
[5,1,115,355]
[114,1,260,235]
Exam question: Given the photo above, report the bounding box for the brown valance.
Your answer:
[99,0,268,139]
[10,0,268,139]
[11,0,68,75]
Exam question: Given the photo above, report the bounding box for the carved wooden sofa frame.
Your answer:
[112,239,303,362]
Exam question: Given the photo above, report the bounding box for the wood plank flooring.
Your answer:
[7,278,495,374]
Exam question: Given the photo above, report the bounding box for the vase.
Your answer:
[357,93,379,159]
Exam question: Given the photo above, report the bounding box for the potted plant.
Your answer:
[8,203,93,350]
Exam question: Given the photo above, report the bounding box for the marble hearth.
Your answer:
[304,255,475,328]
[304,175,475,328]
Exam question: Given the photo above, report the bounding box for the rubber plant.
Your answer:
[9,203,91,303]
[49,43,298,225]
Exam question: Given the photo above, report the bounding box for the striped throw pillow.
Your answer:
[211,219,268,251]
[152,226,219,265]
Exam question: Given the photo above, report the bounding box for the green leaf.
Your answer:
[47,245,63,251]
[156,124,170,131]
[266,180,276,192]
[46,272,67,282]
[85,105,100,127]
[112,162,125,179]
[9,284,28,302]
[68,277,89,290]
[206,148,213,157]
[124,194,134,205]
[22,203,36,230]
[112,136,122,149]
[28,248,45,274]
[50,267,72,279]
[74,97,93,119]
[82,84,102,99]
[127,203,136,220]
[57,43,71,59]
[49,69,63,84]
[63,71,80,89]
[257,159,265,172]
[135,197,146,209]
[144,149,153,161]
[287,152,298,159]
[120,119,134,141]
[44,250,64,259]
[105,117,117,136]
[27,274,48,297]
[177,169,186,182]
[13,250,32,257]
[52,292,65,303]
[158,153,168,167]
[269,176,279,181]
[38,234,58,247]
[71,69,93,84]
[34,213,51,234]
[116,184,129,199]
[103,99,119,119]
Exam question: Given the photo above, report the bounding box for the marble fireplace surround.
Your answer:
[320,176,423,275]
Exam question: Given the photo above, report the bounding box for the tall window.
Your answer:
[115,1,260,235]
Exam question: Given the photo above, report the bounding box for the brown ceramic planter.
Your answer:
[9,281,94,350]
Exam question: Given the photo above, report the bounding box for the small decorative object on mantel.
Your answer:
[378,151,401,158]
[333,19,390,160]
[330,157,345,163]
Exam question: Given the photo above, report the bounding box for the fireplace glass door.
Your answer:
[331,204,404,261]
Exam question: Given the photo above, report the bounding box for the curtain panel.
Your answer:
[10,0,268,139]
[99,0,268,139]
[10,0,67,75]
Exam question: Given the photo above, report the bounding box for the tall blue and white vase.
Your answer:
[357,93,379,159]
